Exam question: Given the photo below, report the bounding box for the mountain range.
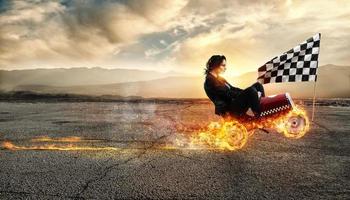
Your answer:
[1,64,349,98]
[0,67,184,88]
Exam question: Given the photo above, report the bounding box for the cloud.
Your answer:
[0,0,350,74]
[166,0,350,75]
[0,0,188,69]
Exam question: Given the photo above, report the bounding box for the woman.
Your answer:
[203,55,265,118]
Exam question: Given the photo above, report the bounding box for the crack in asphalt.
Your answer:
[76,155,137,198]
[75,134,170,199]
[0,134,174,199]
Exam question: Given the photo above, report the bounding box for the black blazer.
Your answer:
[204,73,243,115]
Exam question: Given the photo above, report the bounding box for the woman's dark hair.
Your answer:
[204,55,226,75]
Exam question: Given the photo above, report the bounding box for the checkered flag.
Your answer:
[258,33,321,84]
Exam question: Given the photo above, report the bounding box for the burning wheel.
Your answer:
[223,121,249,150]
[257,93,310,139]
[278,112,309,139]
[191,120,249,151]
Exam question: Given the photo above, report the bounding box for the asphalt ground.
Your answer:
[0,102,349,199]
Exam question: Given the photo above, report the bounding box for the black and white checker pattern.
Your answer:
[258,33,321,84]
[260,104,291,116]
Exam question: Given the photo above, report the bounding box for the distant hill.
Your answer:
[3,65,350,98]
[12,76,205,98]
[0,67,185,90]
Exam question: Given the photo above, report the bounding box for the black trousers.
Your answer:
[226,82,265,117]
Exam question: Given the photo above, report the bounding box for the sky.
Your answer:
[1,0,350,76]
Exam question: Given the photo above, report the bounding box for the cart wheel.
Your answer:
[224,122,248,150]
[282,114,308,139]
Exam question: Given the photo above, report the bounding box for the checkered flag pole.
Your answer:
[257,33,321,121]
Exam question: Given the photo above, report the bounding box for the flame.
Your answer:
[171,105,310,151]
[1,137,119,151]
[1,106,310,152]
[188,120,248,151]
[30,136,100,143]
[169,119,248,151]
[273,105,310,139]
[240,105,310,139]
